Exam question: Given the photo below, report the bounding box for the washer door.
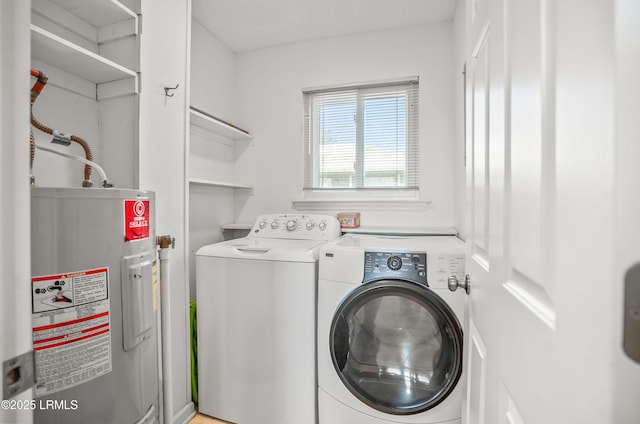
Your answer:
[330,280,463,415]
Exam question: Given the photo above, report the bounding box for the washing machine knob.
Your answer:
[270,221,279,229]
[306,221,315,230]
[318,221,327,231]
[259,220,268,229]
[286,219,298,231]
[387,255,403,271]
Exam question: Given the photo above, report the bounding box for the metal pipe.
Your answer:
[34,143,112,187]
[30,68,94,187]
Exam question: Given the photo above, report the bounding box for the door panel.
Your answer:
[509,0,544,286]
[466,5,501,421]
[613,0,640,421]
[464,0,626,422]
[499,383,525,424]
[470,26,490,269]
[465,320,486,424]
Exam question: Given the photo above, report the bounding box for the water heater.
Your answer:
[31,187,159,424]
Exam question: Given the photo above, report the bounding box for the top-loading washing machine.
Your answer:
[317,234,467,424]
[196,214,340,424]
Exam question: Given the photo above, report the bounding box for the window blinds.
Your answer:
[303,78,419,190]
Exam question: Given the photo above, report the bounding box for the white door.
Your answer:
[0,1,34,423]
[612,0,640,421]
[463,0,640,423]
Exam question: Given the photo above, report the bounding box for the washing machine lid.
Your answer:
[329,279,463,415]
[196,237,328,262]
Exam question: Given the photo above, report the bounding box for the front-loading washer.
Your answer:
[196,214,340,424]
[317,234,467,424]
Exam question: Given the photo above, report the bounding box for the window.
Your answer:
[303,78,419,192]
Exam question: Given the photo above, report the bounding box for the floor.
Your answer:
[189,413,229,424]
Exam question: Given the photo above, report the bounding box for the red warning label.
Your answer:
[124,199,150,241]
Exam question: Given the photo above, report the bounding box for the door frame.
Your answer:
[0,1,34,423]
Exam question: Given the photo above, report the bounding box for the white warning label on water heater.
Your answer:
[31,267,112,397]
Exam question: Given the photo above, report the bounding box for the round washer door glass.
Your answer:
[330,280,463,415]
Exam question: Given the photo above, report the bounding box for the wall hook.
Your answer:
[164,84,179,97]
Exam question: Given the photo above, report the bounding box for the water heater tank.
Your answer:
[31,187,159,424]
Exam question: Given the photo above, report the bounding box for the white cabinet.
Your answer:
[30,0,139,188]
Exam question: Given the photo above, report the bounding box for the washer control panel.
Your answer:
[364,251,427,285]
[250,214,340,240]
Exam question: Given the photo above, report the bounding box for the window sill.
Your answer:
[291,199,430,211]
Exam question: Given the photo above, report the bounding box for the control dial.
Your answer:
[270,221,279,229]
[306,221,315,230]
[318,221,327,231]
[387,255,403,271]
[286,219,298,232]
[259,220,268,229]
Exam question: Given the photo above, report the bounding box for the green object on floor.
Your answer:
[190,299,198,405]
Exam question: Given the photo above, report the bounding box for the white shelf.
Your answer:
[48,0,136,28]
[189,178,253,190]
[189,108,253,141]
[31,24,137,85]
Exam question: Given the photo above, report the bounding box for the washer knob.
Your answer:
[259,220,268,229]
[318,221,327,231]
[270,221,279,229]
[286,220,298,231]
[387,256,403,271]
[306,221,315,230]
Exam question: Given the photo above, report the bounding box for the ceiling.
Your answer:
[192,0,458,53]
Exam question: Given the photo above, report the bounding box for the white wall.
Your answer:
[190,18,236,119]
[188,19,240,299]
[233,23,456,228]
[139,0,193,421]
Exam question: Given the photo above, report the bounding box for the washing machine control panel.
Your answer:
[249,214,341,240]
[364,251,427,285]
